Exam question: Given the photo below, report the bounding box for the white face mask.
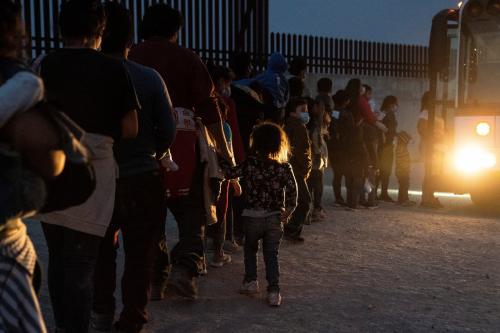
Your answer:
[299,112,310,125]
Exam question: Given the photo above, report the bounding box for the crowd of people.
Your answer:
[0,0,443,332]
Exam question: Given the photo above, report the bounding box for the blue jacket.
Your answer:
[236,53,289,109]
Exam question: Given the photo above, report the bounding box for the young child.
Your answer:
[329,90,350,206]
[221,122,297,307]
[395,131,415,206]
[308,101,328,222]
[284,98,312,241]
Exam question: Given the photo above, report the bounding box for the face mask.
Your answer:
[299,112,310,124]
[331,110,340,120]
[221,86,232,97]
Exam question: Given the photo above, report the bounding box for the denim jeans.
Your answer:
[307,169,324,210]
[41,223,101,333]
[93,171,166,332]
[208,181,229,253]
[285,177,311,237]
[243,215,283,292]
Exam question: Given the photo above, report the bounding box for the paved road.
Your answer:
[26,181,500,333]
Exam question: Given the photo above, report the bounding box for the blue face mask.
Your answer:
[299,112,310,125]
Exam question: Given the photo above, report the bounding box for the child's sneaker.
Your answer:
[267,291,282,307]
[210,253,232,268]
[239,280,260,294]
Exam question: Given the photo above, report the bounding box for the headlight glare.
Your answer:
[476,122,491,136]
[454,146,496,173]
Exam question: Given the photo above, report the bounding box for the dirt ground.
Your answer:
[26,183,500,333]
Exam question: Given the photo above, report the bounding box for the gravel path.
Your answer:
[27,188,500,333]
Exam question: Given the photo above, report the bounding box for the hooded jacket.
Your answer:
[238,53,290,110]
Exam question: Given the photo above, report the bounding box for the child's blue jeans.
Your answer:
[243,215,283,292]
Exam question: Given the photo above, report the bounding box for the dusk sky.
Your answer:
[270,0,460,46]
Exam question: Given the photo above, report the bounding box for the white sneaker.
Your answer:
[239,280,260,294]
[267,291,282,307]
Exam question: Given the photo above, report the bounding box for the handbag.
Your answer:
[0,58,96,213]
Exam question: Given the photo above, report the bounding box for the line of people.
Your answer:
[0,1,426,332]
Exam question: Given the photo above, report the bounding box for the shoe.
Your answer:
[267,291,282,307]
[379,194,395,203]
[421,198,444,209]
[223,240,239,253]
[239,280,260,294]
[399,200,416,207]
[284,234,305,242]
[210,253,232,268]
[165,266,198,300]
[362,205,379,210]
[90,312,114,331]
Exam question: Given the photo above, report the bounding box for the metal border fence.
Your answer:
[271,32,428,78]
[21,0,428,77]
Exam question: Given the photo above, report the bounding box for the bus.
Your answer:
[428,0,500,206]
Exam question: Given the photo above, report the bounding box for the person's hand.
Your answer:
[375,121,388,133]
[231,179,242,197]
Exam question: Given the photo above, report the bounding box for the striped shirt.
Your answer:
[0,221,46,333]
[0,257,46,332]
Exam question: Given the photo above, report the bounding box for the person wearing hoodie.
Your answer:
[237,53,289,124]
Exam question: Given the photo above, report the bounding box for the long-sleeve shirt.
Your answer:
[0,58,44,128]
[354,96,377,125]
[285,116,312,179]
[114,60,176,177]
[130,38,222,197]
[221,95,245,164]
[221,155,298,214]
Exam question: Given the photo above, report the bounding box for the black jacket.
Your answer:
[285,116,312,179]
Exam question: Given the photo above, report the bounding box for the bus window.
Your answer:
[460,17,500,106]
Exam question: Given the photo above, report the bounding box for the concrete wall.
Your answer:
[304,73,429,158]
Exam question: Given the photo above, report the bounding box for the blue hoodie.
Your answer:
[236,53,289,109]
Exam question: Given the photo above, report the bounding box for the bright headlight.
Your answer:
[476,122,491,136]
[454,146,496,173]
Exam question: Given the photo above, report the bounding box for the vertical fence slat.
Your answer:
[24,1,429,78]
[33,0,42,56]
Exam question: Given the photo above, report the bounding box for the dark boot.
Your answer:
[165,265,198,300]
